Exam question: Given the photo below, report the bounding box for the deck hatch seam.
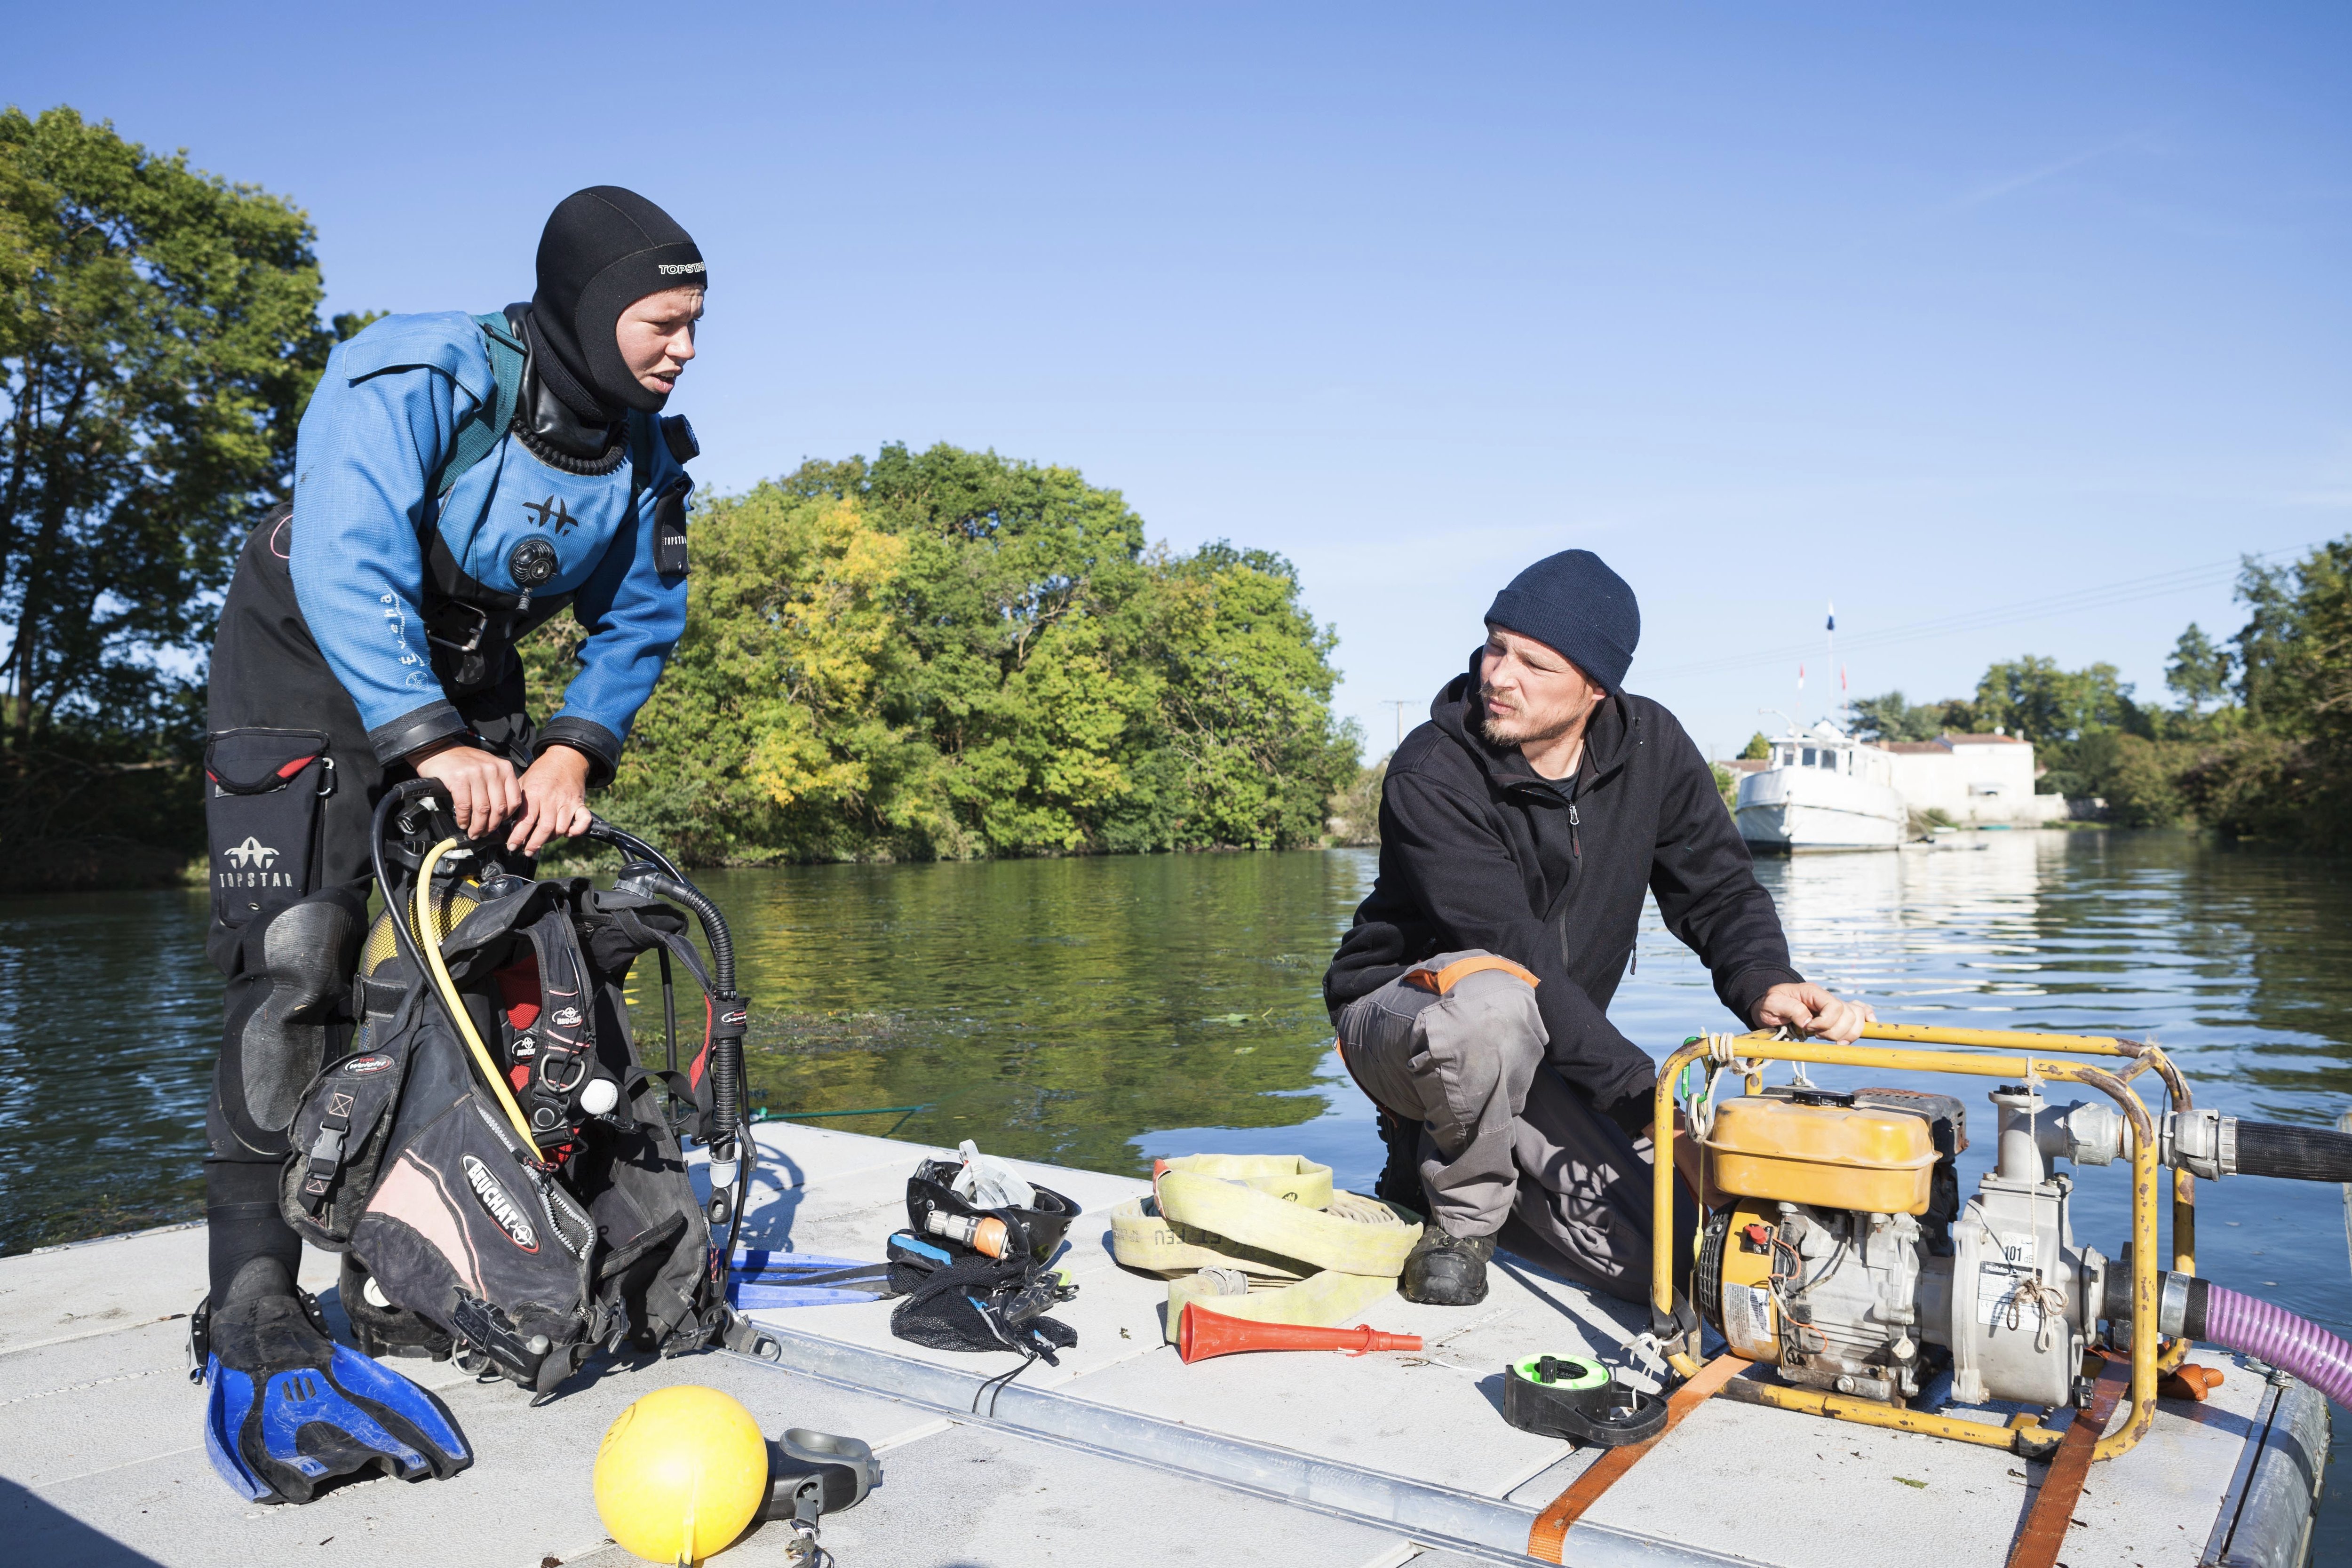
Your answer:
[724,1332,1770,1568]
[2203,1381,2282,1566]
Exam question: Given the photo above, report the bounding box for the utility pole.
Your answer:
[1378,700,1412,749]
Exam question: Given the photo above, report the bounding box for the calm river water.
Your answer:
[2,831,2346,1536]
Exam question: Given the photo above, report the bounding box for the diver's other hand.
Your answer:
[413,743,522,838]
[510,745,593,855]
[1753,981,1875,1044]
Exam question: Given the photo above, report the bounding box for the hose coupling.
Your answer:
[2160,1108,2237,1180]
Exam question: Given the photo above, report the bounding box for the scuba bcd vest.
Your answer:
[276,780,760,1394]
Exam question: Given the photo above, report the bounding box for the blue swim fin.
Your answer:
[729,1250,891,1309]
[197,1258,470,1505]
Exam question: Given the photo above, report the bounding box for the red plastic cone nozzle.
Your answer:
[1177,1303,1425,1363]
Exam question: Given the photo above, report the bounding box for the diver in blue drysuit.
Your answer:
[193,186,707,1504]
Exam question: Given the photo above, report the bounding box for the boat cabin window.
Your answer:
[1801,748,1816,767]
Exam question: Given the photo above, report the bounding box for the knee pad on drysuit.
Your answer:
[209,890,365,1162]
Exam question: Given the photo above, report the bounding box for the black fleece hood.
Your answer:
[527,186,705,422]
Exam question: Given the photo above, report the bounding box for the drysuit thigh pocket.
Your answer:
[204,727,332,931]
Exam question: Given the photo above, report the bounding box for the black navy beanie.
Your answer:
[528,186,706,422]
[1484,549,1641,691]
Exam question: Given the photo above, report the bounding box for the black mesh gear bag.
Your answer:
[884,1232,1077,1361]
[885,1162,1080,1362]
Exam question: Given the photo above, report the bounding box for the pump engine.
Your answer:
[1693,1083,2132,1410]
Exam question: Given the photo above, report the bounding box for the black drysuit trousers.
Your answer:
[200,507,535,1305]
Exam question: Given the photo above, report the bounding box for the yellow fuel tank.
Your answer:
[1703,1096,1938,1215]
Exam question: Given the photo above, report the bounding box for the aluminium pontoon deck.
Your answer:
[0,1122,2324,1567]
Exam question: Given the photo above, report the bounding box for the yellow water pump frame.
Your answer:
[1652,1022,2198,1463]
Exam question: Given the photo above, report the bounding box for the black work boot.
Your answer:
[1400,1229,1494,1305]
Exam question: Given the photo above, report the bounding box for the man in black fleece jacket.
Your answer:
[1325,549,1870,1307]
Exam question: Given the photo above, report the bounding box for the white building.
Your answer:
[1871,732,2070,826]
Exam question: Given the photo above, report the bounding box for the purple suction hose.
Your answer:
[2200,1283,2352,1407]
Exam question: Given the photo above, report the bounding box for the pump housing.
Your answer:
[1694,1083,2124,1410]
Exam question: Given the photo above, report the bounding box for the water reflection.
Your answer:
[3,834,2347,1275]
[0,887,215,1252]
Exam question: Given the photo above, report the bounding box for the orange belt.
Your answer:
[2005,1355,2130,1568]
[1526,1353,1749,1562]
[1403,955,1540,995]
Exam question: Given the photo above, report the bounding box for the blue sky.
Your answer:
[9,4,2347,757]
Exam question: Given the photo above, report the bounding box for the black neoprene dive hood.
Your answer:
[525,185,706,422]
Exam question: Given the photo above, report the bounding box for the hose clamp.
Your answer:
[2158,1271,2192,1338]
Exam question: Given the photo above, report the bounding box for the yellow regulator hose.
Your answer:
[416,836,541,1154]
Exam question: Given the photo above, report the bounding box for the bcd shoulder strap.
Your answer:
[431,313,529,498]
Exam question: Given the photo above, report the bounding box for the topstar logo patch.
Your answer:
[216,835,294,890]
[656,261,706,275]
[461,1154,539,1253]
[224,837,278,868]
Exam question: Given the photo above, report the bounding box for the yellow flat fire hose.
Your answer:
[1111,1155,1345,1279]
[1152,1168,1422,1277]
[1108,1154,1425,1340]
[1109,1197,1314,1281]
[416,836,540,1154]
[1157,1154,1334,1207]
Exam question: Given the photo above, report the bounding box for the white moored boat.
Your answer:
[1735,722,1907,851]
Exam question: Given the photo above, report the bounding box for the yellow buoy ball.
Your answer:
[593,1385,769,1566]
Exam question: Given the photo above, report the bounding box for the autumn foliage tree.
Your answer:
[526,443,1359,861]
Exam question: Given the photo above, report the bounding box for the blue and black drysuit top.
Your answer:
[290,311,690,780]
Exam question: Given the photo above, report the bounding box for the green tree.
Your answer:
[1738,732,1771,759]
[1136,543,1360,850]
[2233,556,2311,731]
[2164,623,2233,712]
[543,444,1359,863]
[1972,656,2144,744]
[1329,753,1386,845]
[1,107,332,744]
[1846,690,1951,743]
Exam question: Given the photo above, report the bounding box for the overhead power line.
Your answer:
[1642,541,2315,683]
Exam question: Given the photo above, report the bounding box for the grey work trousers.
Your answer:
[1335,950,1694,1305]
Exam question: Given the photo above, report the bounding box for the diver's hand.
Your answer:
[510,746,593,855]
[412,743,521,838]
[1753,981,1875,1044]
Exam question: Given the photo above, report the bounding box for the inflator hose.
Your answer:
[576,818,753,1264]
[640,873,735,996]
[2231,1119,2352,1184]
[637,872,741,1152]
[2199,1285,2352,1409]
